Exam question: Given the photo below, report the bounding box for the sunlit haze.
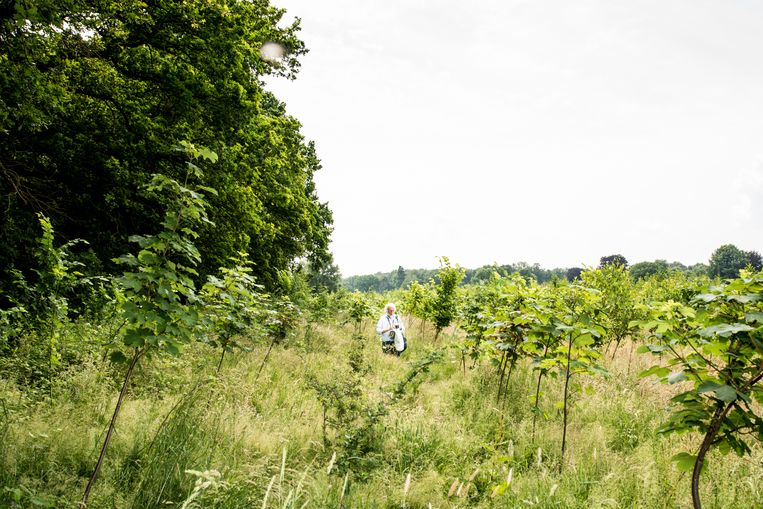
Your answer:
[266,0,763,276]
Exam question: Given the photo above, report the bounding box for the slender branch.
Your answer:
[81,347,145,507]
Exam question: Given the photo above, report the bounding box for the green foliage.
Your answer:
[81,143,220,505]
[636,270,763,508]
[343,262,569,292]
[565,267,584,281]
[0,0,332,294]
[635,270,708,305]
[307,335,385,478]
[200,252,265,370]
[261,296,301,345]
[708,244,750,279]
[304,257,342,294]
[581,264,638,350]
[347,291,374,332]
[2,264,763,507]
[0,215,93,394]
[599,254,628,268]
[113,145,216,357]
[401,281,434,322]
[387,349,445,401]
[630,260,671,281]
[129,386,228,509]
[429,257,465,338]
[746,250,762,271]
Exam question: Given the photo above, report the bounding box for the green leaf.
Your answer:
[699,323,753,338]
[29,495,53,507]
[124,328,148,347]
[697,381,737,403]
[697,381,722,393]
[640,366,670,379]
[164,342,181,356]
[667,372,688,384]
[714,385,738,403]
[701,341,729,357]
[671,452,697,472]
[109,351,128,364]
[727,294,760,304]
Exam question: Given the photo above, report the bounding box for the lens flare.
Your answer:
[259,42,286,63]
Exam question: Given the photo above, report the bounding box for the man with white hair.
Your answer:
[375,302,406,356]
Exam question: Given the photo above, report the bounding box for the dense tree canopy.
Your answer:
[708,244,750,279]
[599,254,628,268]
[747,250,762,271]
[630,260,670,280]
[342,262,569,292]
[0,0,332,294]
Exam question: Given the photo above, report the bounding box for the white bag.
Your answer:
[394,331,406,352]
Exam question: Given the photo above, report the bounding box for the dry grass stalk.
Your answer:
[447,478,459,497]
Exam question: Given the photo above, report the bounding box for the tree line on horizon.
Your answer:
[342,244,762,293]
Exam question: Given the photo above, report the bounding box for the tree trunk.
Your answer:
[691,404,729,509]
[496,352,508,404]
[254,338,277,383]
[81,347,144,507]
[216,345,227,373]
[610,338,622,360]
[532,345,548,442]
[501,358,515,410]
[560,334,574,472]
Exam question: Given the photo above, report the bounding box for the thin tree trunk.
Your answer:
[496,351,508,404]
[532,345,549,441]
[216,344,227,373]
[627,340,635,375]
[611,338,622,360]
[532,371,545,442]
[254,338,277,383]
[81,348,144,507]
[691,405,728,509]
[501,358,515,410]
[691,367,763,509]
[560,334,574,472]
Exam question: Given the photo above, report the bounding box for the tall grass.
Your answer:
[1,318,762,508]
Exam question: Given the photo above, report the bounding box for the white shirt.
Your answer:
[375,313,404,342]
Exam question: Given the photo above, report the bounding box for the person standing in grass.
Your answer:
[376,303,406,356]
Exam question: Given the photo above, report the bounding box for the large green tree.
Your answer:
[630,259,670,280]
[0,0,332,294]
[708,244,749,279]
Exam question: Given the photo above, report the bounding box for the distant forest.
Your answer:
[343,262,565,292]
[340,250,756,292]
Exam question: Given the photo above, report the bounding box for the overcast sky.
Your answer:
[266,0,763,277]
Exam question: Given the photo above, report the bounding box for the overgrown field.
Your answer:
[2,312,762,508]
